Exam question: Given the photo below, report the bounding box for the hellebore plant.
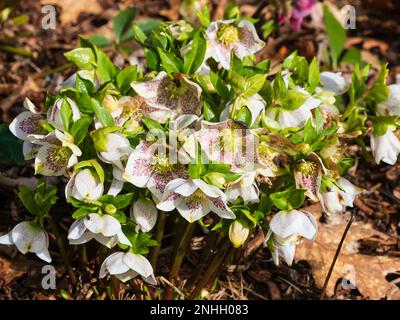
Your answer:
[2,6,400,299]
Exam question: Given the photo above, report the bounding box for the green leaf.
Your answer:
[70,116,92,145]
[270,191,289,210]
[88,34,111,47]
[303,119,318,144]
[240,74,267,98]
[141,117,164,132]
[95,47,117,82]
[308,57,320,93]
[183,31,207,75]
[323,4,346,67]
[99,193,134,209]
[279,90,309,110]
[283,51,298,69]
[272,73,287,99]
[289,189,306,209]
[236,106,252,126]
[131,23,147,44]
[72,206,95,219]
[18,186,38,216]
[196,5,210,27]
[64,48,95,70]
[158,48,183,74]
[371,116,397,136]
[113,7,137,43]
[60,98,73,132]
[210,71,231,98]
[91,98,115,127]
[116,65,138,95]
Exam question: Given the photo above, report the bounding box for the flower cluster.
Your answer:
[2,8,400,289]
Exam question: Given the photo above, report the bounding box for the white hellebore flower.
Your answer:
[267,210,317,266]
[0,221,51,262]
[100,251,156,284]
[131,71,202,123]
[65,168,104,202]
[376,84,400,116]
[157,178,236,223]
[319,178,363,215]
[220,94,266,126]
[319,72,348,95]
[96,132,133,167]
[370,129,400,165]
[47,97,81,131]
[130,198,158,233]
[206,19,264,70]
[34,130,81,176]
[67,213,131,249]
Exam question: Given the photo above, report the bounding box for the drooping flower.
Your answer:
[34,130,81,176]
[266,209,317,265]
[220,94,266,126]
[47,97,81,131]
[67,213,131,248]
[265,88,321,129]
[376,84,400,116]
[65,168,104,202]
[131,71,202,123]
[319,177,363,215]
[95,131,133,168]
[205,19,264,70]
[157,178,235,223]
[370,129,400,165]
[0,221,51,262]
[130,198,158,233]
[319,72,349,95]
[100,251,156,284]
[124,141,187,201]
[294,152,327,202]
[229,220,250,248]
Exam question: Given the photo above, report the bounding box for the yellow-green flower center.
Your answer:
[217,24,239,46]
[151,155,173,173]
[187,189,206,203]
[297,160,316,176]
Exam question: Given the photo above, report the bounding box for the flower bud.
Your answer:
[104,204,117,215]
[203,172,225,189]
[229,220,250,248]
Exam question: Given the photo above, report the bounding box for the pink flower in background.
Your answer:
[290,0,317,30]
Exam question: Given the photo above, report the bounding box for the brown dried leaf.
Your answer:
[296,205,400,299]
[41,0,102,25]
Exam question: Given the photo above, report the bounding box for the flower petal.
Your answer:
[176,197,210,223]
[11,222,47,254]
[35,144,71,176]
[123,252,154,278]
[130,198,158,233]
[9,111,45,140]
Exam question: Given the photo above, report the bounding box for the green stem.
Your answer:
[188,239,231,300]
[0,44,33,57]
[150,211,167,271]
[46,216,77,286]
[164,221,196,300]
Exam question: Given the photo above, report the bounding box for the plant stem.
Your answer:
[320,211,355,300]
[188,239,231,300]
[150,211,167,270]
[164,221,196,300]
[207,245,235,290]
[111,276,121,300]
[46,216,77,286]
[185,230,217,290]
[79,244,88,265]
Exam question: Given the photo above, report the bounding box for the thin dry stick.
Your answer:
[320,211,355,300]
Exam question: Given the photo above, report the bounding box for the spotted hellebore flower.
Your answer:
[131,71,202,123]
[319,72,349,95]
[319,178,363,215]
[34,130,81,176]
[266,209,317,266]
[95,131,133,169]
[376,84,400,116]
[65,168,104,202]
[67,213,131,249]
[124,142,187,201]
[0,221,51,262]
[130,198,158,233]
[370,129,400,165]
[205,19,264,70]
[9,98,47,160]
[100,251,156,284]
[157,178,235,223]
[294,153,327,202]
[47,97,81,131]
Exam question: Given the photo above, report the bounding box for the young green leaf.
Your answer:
[183,31,206,75]
[113,7,137,43]
[158,48,183,74]
[323,4,346,67]
[91,98,115,127]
